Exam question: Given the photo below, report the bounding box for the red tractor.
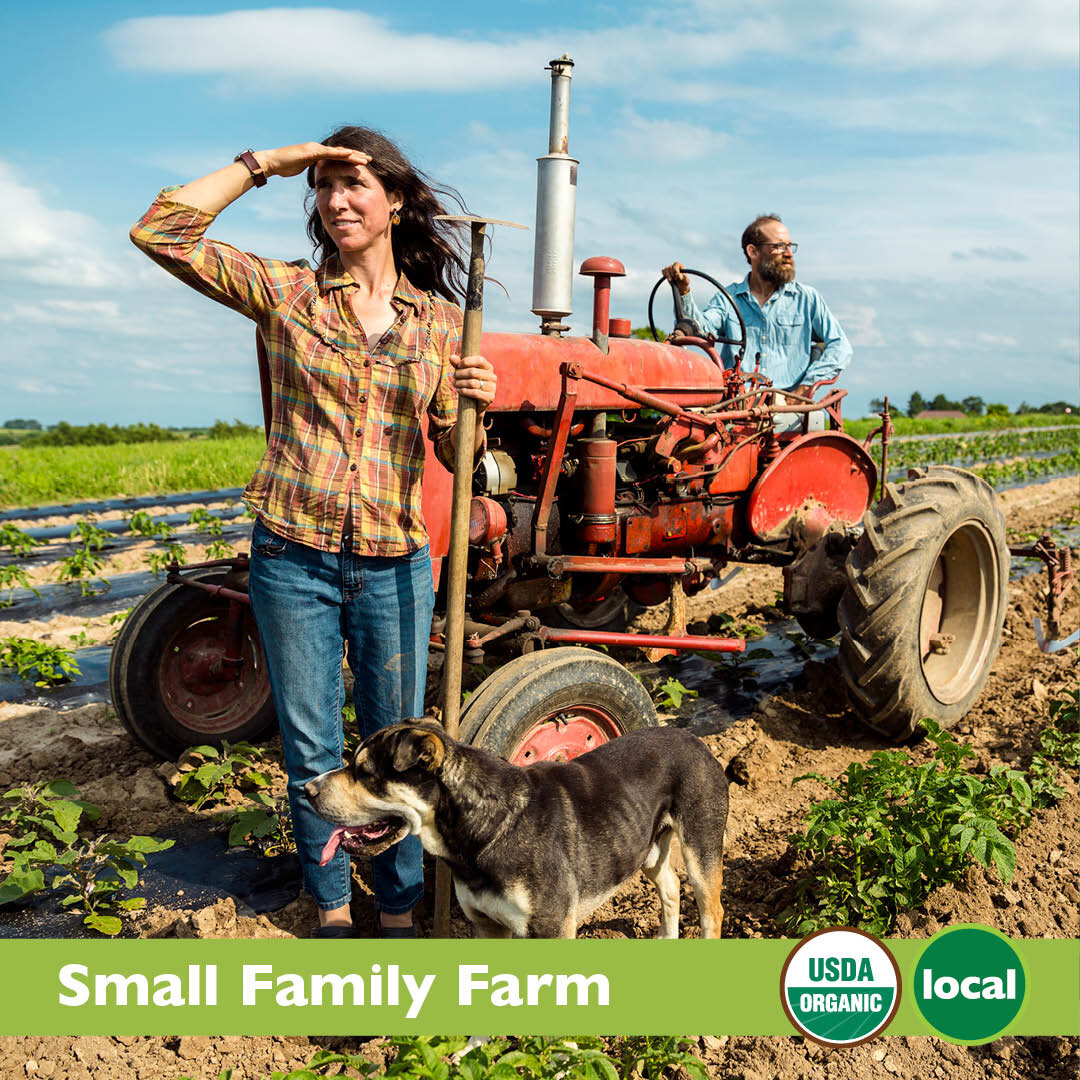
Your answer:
[110,58,1010,763]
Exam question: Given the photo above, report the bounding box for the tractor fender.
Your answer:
[745,431,877,545]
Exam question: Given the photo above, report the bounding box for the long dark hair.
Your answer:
[305,126,469,302]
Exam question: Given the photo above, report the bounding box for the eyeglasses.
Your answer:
[754,241,798,254]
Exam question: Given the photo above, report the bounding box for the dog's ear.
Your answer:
[392,728,445,773]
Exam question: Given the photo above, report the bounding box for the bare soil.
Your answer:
[0,477,1077,1079]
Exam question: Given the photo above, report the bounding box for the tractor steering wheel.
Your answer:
[647,268,747,354]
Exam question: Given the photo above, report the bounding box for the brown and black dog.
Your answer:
[306,721,728,939]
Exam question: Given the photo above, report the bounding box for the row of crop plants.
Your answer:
[0,506,253,608]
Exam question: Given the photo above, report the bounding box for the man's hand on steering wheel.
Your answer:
[661,262,690,296]
[648,266,747,353]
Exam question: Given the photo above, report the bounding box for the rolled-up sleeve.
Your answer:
[130,189,305,320]
[804,288,852,384]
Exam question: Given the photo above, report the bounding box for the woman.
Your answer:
[131,131,496,938]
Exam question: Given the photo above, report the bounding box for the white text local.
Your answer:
[922,969,1017,1000]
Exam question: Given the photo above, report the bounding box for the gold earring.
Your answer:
[391,210,401,225]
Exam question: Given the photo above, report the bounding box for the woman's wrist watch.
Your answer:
[234,150,267,187]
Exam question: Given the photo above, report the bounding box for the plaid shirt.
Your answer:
[132,190,466,556]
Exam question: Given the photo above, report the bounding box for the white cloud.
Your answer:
[105,10,558,91]
[976,332,1019,347]
[104,3,1076,101]
[613,109,729,162]
[0,162,128,289]
[834,304,885,347]
[690,0,1078,70]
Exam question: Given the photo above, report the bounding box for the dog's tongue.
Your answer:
[319,827,347,866]
[319,822,397,864]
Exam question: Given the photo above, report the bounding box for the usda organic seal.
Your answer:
[913,925,1025,1043]
[781,927,901,1046]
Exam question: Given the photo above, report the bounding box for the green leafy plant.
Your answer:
[781,719,1029,936]
[56,545,108,596]
[171,1035,709,1080]
[0,564,38,608]
[1029,686,1080,806]
[0,636,80,686]
[0,522,41,558]
[0,781,172,936]
[205,537,235,559]
[127,510,159,537]
[145,541,188,575]
[189,506,224,535]
[219,792,295,856]
[69,519,111,550]
[68,629,92,648]
[646,676,698,711]
[171,741,273,811]
[0,780,100,859]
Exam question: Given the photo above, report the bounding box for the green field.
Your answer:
[0,434,265,508]
[1,413,1078,509]
[844,411,1078,441]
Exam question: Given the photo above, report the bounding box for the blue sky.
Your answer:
[1,1,1077,425]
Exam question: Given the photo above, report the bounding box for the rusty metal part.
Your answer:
[469,496,508,546]
[862,397,894,502]
[746,432,878,544]
[167,559,253,606]
[529,553,712,577]
[1009,535,1078,652]
[475,612,542,645]
[537,626,744,653]
[576,438,617,543]
[504,575,573,610]
[782,523,854,633]
[531,361,580,554]
[523,416,585,439]
[580,256,626,354]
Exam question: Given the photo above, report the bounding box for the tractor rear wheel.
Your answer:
[458,647,658,765]
[110,568,276,759]
[838,466,1008,740]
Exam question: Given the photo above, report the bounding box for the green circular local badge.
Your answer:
[913,925,1026,1043]
[780,927,901,1046]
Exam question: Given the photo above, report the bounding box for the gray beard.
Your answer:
[759,258,796,286]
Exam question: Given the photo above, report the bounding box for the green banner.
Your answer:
[0,938,1075,1036]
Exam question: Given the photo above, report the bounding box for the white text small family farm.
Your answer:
[57,963,611,1020]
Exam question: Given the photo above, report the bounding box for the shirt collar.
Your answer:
[315,257,425,312]
[733,273,797,299]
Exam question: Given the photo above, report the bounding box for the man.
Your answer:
[662,214,851,404]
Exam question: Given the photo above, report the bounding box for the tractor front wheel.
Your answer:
[109,568,276,759]
[838,466,1008,740]
[458,647,658,765]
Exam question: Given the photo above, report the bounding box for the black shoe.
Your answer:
[376,921,417,938]
[311,923,355,939]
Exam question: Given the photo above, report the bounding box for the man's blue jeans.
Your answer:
[248,518,432,914]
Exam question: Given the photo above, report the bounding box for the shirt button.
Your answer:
[364,359,371,367]
[359,393,368,403]
[350,463,357,471]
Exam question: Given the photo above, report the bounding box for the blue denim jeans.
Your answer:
[247,518,433,914]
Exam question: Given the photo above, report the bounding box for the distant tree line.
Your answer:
[1,419,263,447]
[866,394,1077,420]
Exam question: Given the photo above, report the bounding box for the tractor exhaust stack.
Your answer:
[532,55,578,334]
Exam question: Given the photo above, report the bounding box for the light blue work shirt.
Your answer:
[676,275,852,391]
